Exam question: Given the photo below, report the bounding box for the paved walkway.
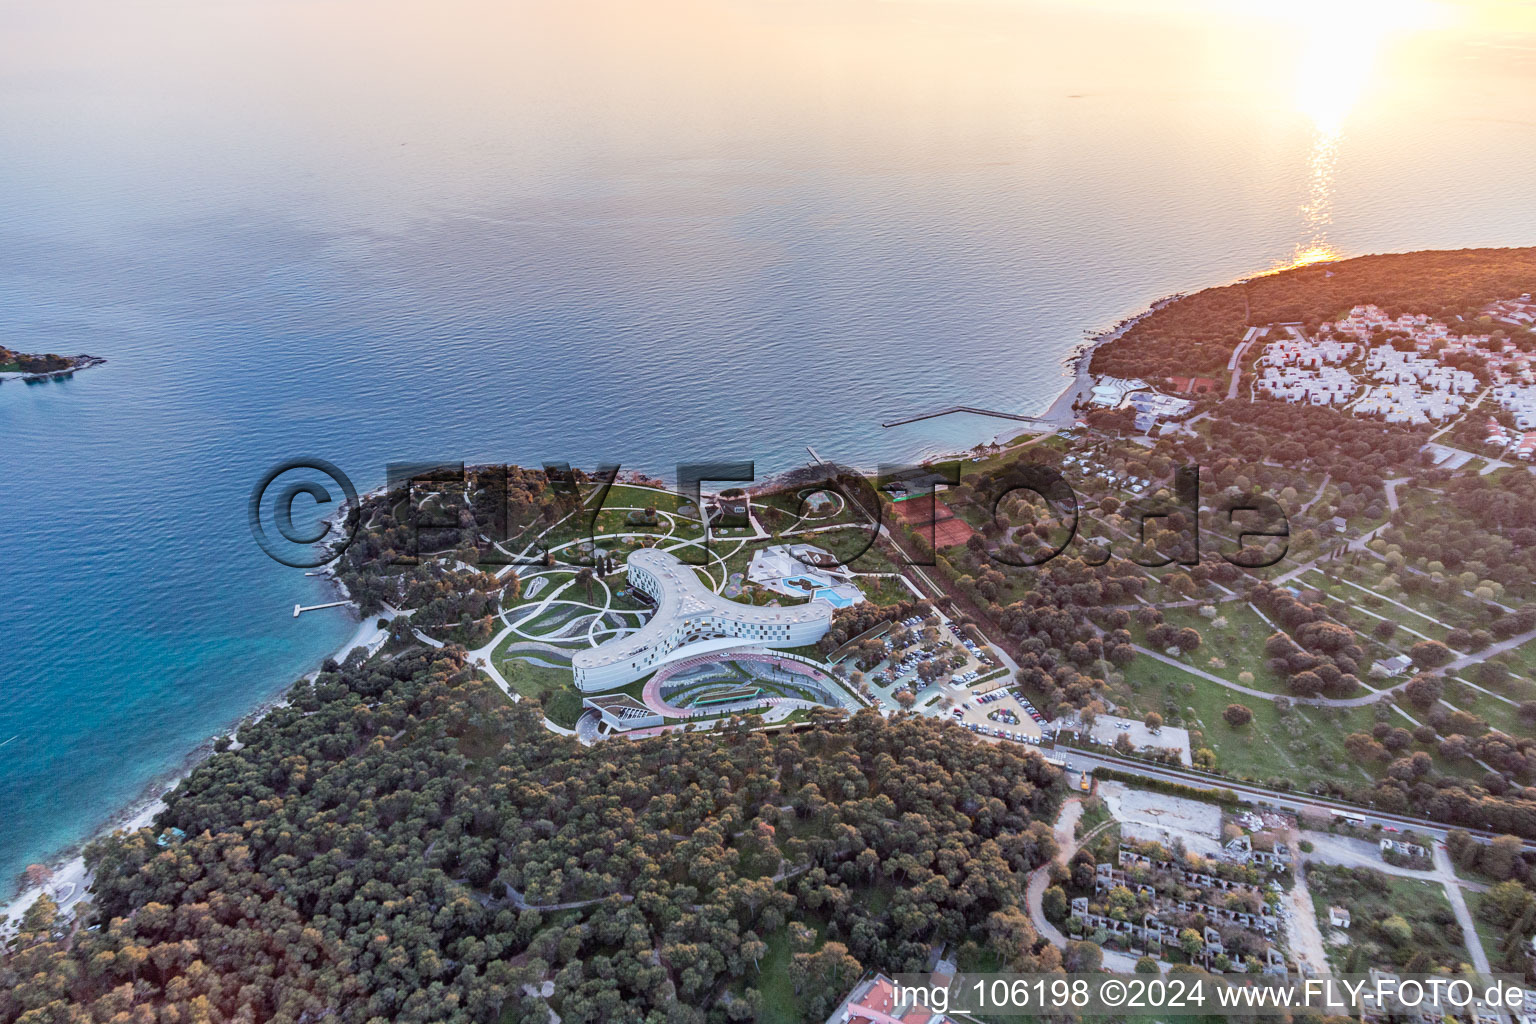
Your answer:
[1226,327,1263,400]
[1299,472,1332,514]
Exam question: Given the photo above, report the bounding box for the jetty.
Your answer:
[294,601,349,618]
[881,405,1048,429]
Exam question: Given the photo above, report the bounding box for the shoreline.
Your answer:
[1,289,1184,928]
[892,290,1185,467]
[1041,290,1183,423]
[0,528,383,928]
[0,354,107,385]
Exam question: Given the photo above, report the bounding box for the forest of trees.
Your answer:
[1091,246,1536,379]
[1383,468,1536,596]
[1,646,1068,1024]
[338,466,575,591]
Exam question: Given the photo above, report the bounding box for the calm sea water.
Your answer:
[2,0,1535,885]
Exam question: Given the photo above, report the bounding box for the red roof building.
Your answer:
[831,975,959,1024]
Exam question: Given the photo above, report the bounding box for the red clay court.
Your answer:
[891,494,975,550]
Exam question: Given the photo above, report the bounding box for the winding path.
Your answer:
[1025,799,1165,974]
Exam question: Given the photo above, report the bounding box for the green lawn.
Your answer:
[513,603,592,636]
[530,483,696,550]
[1111,654,1382,790]
[1144,603,1291,695]
[492,653,573,701]
[1306,865,1467,973]
[596,483,688,514]
[503,570,574,608]
[488,649,584,729]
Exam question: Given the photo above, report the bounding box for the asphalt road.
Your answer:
[1053,747,1536,853]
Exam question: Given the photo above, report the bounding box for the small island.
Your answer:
[0,346,105,383]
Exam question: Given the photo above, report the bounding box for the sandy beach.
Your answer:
[1,582,387,931]
[1,797,160,937]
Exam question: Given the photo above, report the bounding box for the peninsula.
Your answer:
[0,347,105,383]
[9,247,1536,1024]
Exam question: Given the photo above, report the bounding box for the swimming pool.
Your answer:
[782,574,831,594]
[812,588,855,608]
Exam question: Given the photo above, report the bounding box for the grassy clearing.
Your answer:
[1147,603,1291,694]
[1332,560,1484,635]
[1111,656,1382,789]
[748,922,822,1024]
[1465,892,1508,971]
[1441,679,1525,735]
[1306,865,1468,973]
[851,574,916,606]
[1075,795,1112,839]
[1302,568,1453,646]
[493,656,573,701]
[1493,638,1536,685]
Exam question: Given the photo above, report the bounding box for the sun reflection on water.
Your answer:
[1272,0,1447,270]
[1280,127,1344,269]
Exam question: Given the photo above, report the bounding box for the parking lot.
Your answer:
[948,687,1046,744]
[863,613,998,712]
[1088,714,1192,765]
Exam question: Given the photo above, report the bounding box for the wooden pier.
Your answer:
[294,601,349,618]
[881,405,1048,429]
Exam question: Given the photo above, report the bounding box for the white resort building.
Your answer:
[1492,384,1536,431]
[571,547,834,692]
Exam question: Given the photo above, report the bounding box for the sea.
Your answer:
[3,0,1536,888]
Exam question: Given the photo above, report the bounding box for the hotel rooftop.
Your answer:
[571,547,833,691]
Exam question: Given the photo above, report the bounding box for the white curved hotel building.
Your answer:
[572,547,834,692]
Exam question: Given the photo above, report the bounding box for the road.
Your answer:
[1226,326,1264,400]
[1298,832,1496,978]
[1025,799,1161,974]
[1054,747,1536,853]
